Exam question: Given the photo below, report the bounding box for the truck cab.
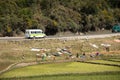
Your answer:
[25,29,46,39]
[112,24,120,33]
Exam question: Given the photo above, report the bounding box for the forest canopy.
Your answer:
[0,0,120,36]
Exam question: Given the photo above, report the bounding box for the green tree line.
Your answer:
[0,0,120,36]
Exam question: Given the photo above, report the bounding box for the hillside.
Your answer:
[0,0,120,36]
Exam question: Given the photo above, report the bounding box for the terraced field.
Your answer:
[86,60,120,66]
[0,62,120,80]
[0,36,120,80]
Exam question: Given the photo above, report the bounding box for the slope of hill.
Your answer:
[0,0,120,36]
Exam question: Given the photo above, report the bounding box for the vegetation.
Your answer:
[0,0,120,36]
[0,36,120,71]
[0,36,120,79]
[0,62,120,78]
[1,73,120,80]
[87,60,120,66]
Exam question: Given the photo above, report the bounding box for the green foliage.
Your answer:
[0,0,120,36]
[107,0,120,8]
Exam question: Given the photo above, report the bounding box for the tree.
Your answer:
[107,0,120,8]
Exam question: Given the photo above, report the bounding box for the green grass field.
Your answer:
[108,59,120,62]
[0,62,120,79]
[1,73,120,80]
[87,60,120,66]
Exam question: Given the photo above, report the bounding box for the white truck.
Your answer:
[25,29,46,39]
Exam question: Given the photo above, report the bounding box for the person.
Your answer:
[76,53,79,58]
[36,53,40,61]
[22,54,25,60]
[105,46,110,52]
[52,55,56,61]
[83,52,86,56]
[80,52,86,61]
[96,52,99,56]
[41,53,46,61]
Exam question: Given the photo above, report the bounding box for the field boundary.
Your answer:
[77,60,120,67]
[0,62,20,75]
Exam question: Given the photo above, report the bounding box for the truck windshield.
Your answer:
[31,31,42,34]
